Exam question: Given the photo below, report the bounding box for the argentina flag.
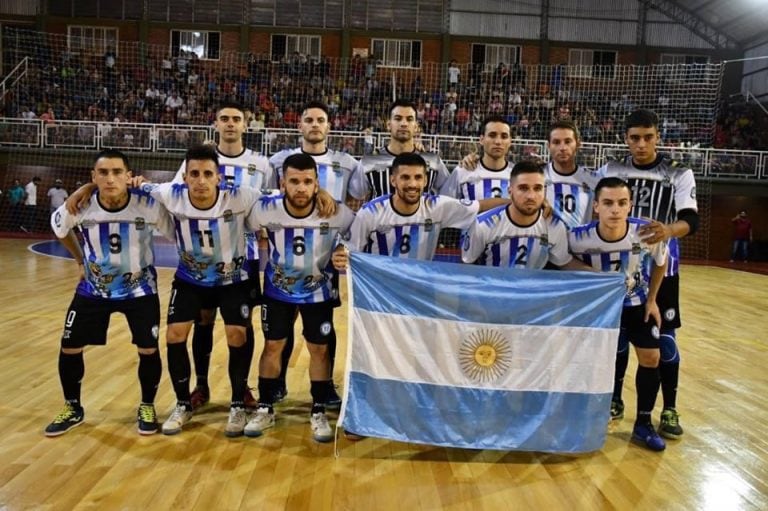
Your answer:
[339,253,625,453]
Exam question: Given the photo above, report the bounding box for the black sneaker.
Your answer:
[658,408,684,439]
[137,403,158,435]
[45,402,84,437]
[610,399,624,421]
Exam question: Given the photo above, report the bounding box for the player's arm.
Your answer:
[644,245,668,328]
[460,220,486,264]
[315,188,338,218]
[458,144,481,171]
[556,258,594,271]
[51,208,85,280]
[477,197,510,212]
[65,182,97,214]
[638,212,697,244]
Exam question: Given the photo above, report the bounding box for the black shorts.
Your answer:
[168,278,252,327]
[657,274,681,330]
[620,305,661,350]
[61,293,160,349]
[261,296,334,344]
[246,258,263,307]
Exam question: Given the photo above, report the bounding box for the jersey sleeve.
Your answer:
[547,219,573,266]
[171,160,186,184]
[673,168,698,212]
[439,165,461,198]
[50,204,78,238]
[460,217,487,263]
[346,158,368,201]
[438,196,480,230]
[348,208,373,252]
[432,157,451,194]
[153,203,176,240]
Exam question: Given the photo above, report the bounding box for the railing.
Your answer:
[0,57,29,105]
[1,117,766,181]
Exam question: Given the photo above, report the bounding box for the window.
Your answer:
[171,30,220,60]
[568,49,617,79]
[67,26,118,55]
[371,39,421,68]
[660,54,709,65]
[471,44,521,72]
[271,34,322,62]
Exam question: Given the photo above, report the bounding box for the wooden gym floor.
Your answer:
[0,238,766,510]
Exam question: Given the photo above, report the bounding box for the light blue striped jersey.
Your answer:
[350,194,479,260]
[270,147,367,202]
[442,161,513,200]
[50,189,174,300]
[146,183,261,287]
[462,206,571,269]
[544,162,600,229]
[568,218,668,307]
[248,195,355,304]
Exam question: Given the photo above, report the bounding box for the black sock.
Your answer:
[613,348,629,402]
[635,365,661,425]
[327,330,337,376]
[310,380,331,413]
[228,344,249,406]
[279,328,294,387]
[243,324,255,385]
[58,351,84,407]
[659,361,679,410]
[257,377,278,409]
[138,351,162,404]
[167,342,191,404]
[191,323,214,389]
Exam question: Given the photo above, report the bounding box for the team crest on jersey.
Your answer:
[319,222,330,235]
[540,234,549,246]
[459,329,512,382]
[581,182,591,192]
[248,164,257,175]
[332,162,342,174]
[54,211,62,227]
[662,176,671,186]
[134,217,146,230]
[632,243,641,254]
[424,219,434,232]
[460,198,473,206]
[223,209,234,222]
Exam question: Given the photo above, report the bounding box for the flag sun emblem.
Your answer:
[459,329,511,382]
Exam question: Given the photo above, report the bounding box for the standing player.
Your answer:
[243,153,355,442]
[45,149,174,436]
[441,116,513,200]
[172,101,276,411]
[569,177,668,451]
[360,99,451,199]
[598,110,698,439]
[268,101,367,407]
[461,160,585,270]
[545,120,601,229]
[143,145,263,437]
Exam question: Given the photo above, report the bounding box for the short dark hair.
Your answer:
[216,101,246,116]
[302,101,330,118]
[479,115,510,137]
[595,177,631,199]
[548,120,581,142]
[510,160,544,179]
[283,153,318,177]
[389,98,417,117]
[391,152,427,174]
[624,109,659,132]
[185,144,219,168]
[94,149,130,170]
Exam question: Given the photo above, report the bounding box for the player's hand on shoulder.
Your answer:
[65,183,95,214]
[459,147,480,171]
[542,198,553,219]
[638,219,670,244]
[316,189,338,218]
[129,176,148,188]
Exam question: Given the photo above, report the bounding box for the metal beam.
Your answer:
[643,0,740,50]
[714,10,752,31]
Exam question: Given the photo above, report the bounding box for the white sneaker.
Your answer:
[225,406,247,437]
[162,404,192,435]
[310,412,333,443]
[244,406,275,438]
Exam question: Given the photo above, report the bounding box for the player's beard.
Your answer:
[512,199,541,218]
[397,187,421,205]
[286,192,314,210]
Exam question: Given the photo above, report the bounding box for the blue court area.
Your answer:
[30,239,181,268]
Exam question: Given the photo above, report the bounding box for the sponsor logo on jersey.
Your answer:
[332,162,342,174]
[223,209,234,222]
[248,164,256,175]
[424,219,434,232]
[135,217,146,230]
[320,222,329,235]
[632,243,641,254]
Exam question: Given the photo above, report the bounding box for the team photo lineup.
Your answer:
[44,97,698,454]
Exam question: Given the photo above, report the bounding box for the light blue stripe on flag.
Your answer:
[340,252,625,453]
